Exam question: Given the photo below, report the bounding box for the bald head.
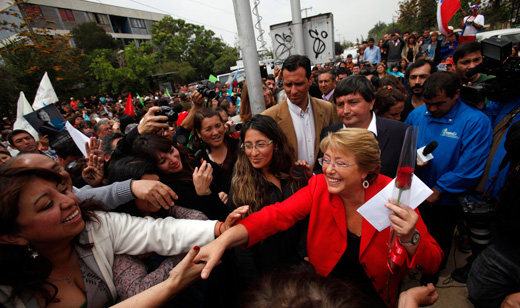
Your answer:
[8,154,73,190]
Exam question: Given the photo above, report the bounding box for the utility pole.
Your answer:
[232,0,265,115]
[301,7,312,18]
[290,0,305,55]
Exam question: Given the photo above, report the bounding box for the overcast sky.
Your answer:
[86,0,402,48]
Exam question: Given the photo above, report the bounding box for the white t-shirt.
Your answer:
[463,14,485,36]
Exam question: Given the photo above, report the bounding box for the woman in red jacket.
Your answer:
[194,128,443,307]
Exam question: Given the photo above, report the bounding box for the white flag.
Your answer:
[13,91,39,140]
[33,72,59,110]
[65,121,89,157]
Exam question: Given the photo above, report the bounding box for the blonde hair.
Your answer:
[320,128,381,184]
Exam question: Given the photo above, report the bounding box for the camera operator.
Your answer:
[451,39,520,283]
[467,121,520,308]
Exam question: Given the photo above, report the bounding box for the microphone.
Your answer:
[417,141,438,164]
[422,141,438,156]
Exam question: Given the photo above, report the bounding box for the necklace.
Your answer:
[48,254,77,287]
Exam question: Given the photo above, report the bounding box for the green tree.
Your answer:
[0,3,83,113]
[88,43,156,94]
[70,22,119,54]
[368,21,388,41]
[152,16,237,79]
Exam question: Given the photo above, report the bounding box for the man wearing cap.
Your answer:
[460,4,484,43]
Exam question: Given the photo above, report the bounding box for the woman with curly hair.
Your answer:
[229,114,308,290]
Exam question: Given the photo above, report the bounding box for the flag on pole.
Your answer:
[209,74,218,83]
[14,91,39,140]
[136,93,144,107]
[33,72,59,110]
[124,93,134,116]
[65,121,90,157]
[437,0,461,36]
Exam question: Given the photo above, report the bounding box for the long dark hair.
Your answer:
[0,167,101,306]
[132,134,194,182]
[231,115,305,215]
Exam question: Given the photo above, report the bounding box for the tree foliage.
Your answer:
[368,21,389,41]
[0,3,83,113]
[88,43,156,95]
[152,16,238,79]
[70,22,119,54]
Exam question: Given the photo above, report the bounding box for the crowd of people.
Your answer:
[1,17,520,308]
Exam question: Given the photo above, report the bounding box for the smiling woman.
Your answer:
[0,167,220,308]
[229,114,308,291]
[194,128,443,308]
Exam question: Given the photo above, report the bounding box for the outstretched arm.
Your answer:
[193,224,249,279]
[111,246,204,308]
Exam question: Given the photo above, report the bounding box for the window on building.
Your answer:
[58,8,75,21]
[23,4,42,17]
[86,12,96,23]
[95,14,109,25]
[131,18,145,29]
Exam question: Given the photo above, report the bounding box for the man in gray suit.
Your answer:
[318,75,409,178]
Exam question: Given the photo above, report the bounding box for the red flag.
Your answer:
[124,93,134,116]
[437,0,461,36]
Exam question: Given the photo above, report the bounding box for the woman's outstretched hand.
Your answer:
[220,205,249,235]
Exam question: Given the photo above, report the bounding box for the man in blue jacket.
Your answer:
[405,71,492,285]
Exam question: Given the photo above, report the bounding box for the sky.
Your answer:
[86,0,402,48]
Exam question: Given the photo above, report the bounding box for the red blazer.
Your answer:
[241,174,443,307]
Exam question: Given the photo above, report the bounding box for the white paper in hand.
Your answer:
[357,174,433,232]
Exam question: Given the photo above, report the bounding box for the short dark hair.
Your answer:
[335,67,349,76]
[368,38,375,42]
[453,41,481,65]
[7,129,33,146]
[101,132,124,155]
[405,59,437,80]
[334,75,375,102]
[318,69,336,80]
[423,71,460,100]
[54,139,82,160]
[347,54,353,58]
[282,55,311,80]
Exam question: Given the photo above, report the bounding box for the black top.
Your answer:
[329,230,387,308]
[228,172,308,290]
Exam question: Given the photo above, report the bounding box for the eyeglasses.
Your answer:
[318,157,357,169]
[242,140,273,150]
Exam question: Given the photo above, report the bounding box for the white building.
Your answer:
[0,0,166,47]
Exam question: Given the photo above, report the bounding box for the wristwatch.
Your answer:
[399,229,420,247]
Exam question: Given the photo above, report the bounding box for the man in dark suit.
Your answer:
[317,75,409,178]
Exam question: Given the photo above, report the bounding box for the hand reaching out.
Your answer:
[82,154,104,187]
[131,179,178,210]
[295,160,313,180]
[85,137,104,157]
[219,205,249,235]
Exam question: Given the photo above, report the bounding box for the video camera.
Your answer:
[460,37,520,105]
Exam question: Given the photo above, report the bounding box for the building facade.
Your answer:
[1,0,166,47]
